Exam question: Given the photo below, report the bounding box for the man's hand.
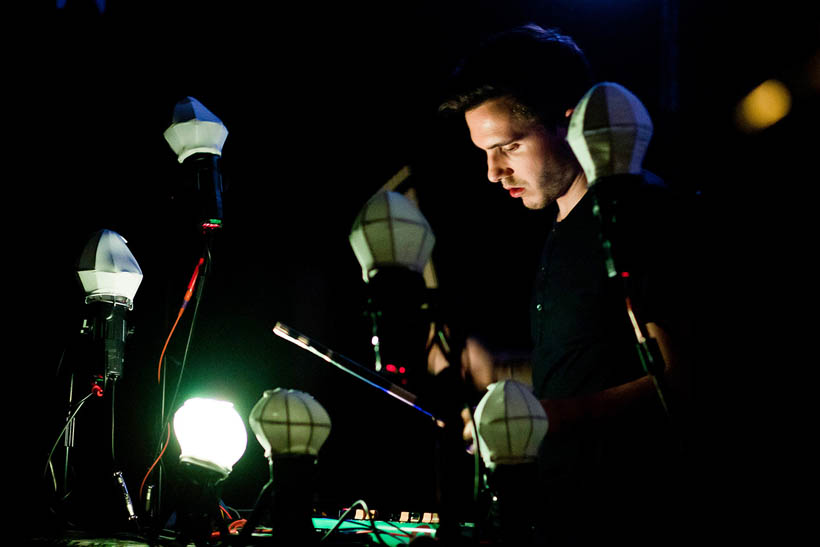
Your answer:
[426,324,496,392]
[461,406,477,454]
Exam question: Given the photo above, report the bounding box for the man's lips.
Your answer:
[508,187,525,198]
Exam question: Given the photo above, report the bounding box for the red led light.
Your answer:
[621,271,630,278]
[399,366,406,374]
[385,364,397,373]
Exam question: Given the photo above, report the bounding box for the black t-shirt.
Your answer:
[530,172,692,544]
[531,171,686,401]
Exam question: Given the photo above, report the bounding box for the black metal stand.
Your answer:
[483,463,540,546]
[52,301,140,533]
[172,464,230,547]
[239,457,320,545]
[589,182,671,416]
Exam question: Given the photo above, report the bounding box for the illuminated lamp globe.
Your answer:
[566,81,653,186]
[349,191,435,283]
[249,388,331,458]
[173,398,247,479]
[473,380,548,471]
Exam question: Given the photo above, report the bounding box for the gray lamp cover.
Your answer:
[249,388,332,459]
[76,229,143,308]
[349,191,435,282]
[163,96,228,163]
[474,380,548,469]
[566,82,653,185]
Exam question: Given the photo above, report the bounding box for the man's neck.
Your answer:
[555,172,589,222]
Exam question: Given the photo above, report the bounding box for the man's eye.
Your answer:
[503,143,519,153]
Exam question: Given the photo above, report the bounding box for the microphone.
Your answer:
[163,97,228,232]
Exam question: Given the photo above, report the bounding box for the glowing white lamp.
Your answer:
[77,229,143,309]
[349,191,435,283]
[566,81,653,185]
[163,97,228,164]
[474,380,548,470]
[173,398,247,479]
[248,388,331,458]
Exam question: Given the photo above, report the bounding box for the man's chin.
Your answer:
[522,196,549,210]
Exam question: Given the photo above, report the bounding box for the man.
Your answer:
[438,24,695,545]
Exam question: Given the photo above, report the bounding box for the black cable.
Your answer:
[43,389,98,484]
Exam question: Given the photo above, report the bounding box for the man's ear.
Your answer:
[565,108,574,118]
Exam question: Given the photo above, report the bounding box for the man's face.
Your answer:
[465,97,579,210]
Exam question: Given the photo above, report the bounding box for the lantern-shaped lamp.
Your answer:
[76,229,143,381]
[77,229,143,308]
[566,81,653,186]
[242,389,332,543]
[474,380,548,470]
[349,191,435,283]
[474,380,548,546]
[163,96,228,164]
[163,96,228,230]
[349,191,435,380]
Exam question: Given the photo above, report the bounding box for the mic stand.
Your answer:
[589,180,670,415]
[423,320,484,545]
[66,297,141,531]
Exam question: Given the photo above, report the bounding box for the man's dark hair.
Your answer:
[439,24,593,129]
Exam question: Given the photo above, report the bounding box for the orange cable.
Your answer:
[157,257,205,384]
[143,258,206,501]
[157,309,184,384]
[139,421,170,501]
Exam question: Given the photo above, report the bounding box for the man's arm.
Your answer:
[540,320,692,435]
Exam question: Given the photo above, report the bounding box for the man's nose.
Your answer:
[487,152,511,183]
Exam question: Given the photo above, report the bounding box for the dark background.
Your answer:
[15,0,818,541]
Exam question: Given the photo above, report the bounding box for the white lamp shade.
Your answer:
[474,380,548,469]
[173,398,248,478]
[349,191,435,282]
[163,96,228,163]
[76,229,143,307]
[249,388,332,459]
[566,82,653,185]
